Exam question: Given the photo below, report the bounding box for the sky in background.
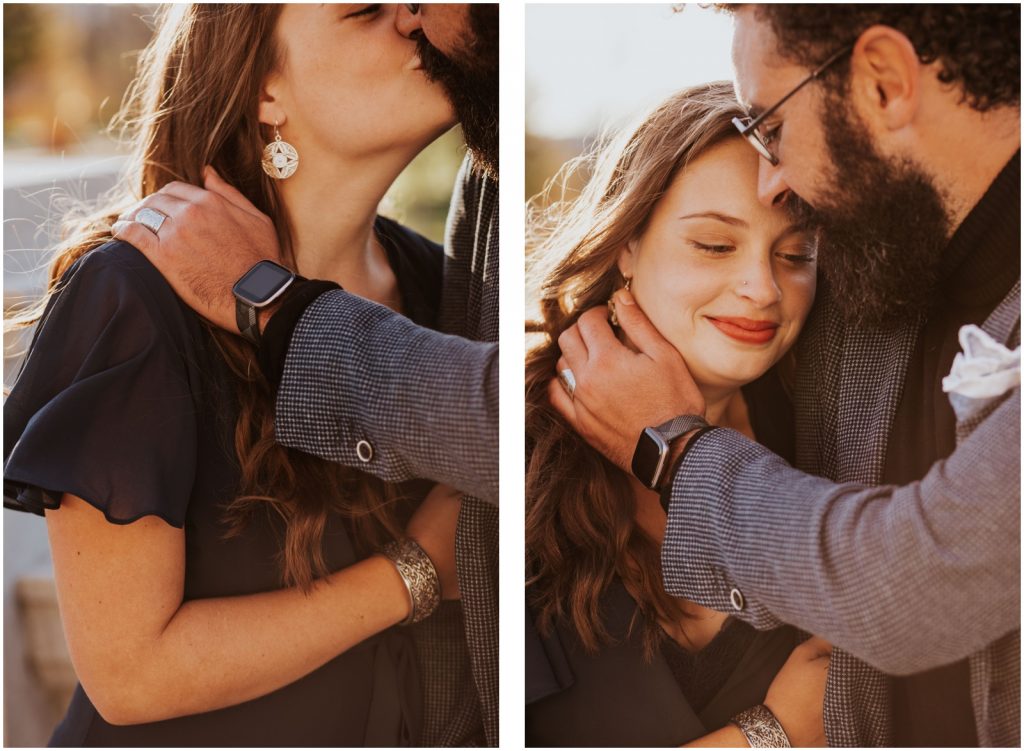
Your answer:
[527,4,736,140]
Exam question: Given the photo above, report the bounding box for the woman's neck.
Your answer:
[704,386,754,438]
[274,148,414,304]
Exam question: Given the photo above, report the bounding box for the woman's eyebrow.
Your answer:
[678,211,748,228]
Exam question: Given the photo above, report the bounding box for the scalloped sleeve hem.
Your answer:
[3,241,199,528]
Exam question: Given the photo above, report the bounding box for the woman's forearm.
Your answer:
[129,555,410,723]
[682,725,749,747]
[48,494,412,725]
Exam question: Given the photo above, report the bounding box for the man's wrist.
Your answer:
[657,425,718,510]
[653,429,698,492]
[255,279,342,393]
[257,300,282,335]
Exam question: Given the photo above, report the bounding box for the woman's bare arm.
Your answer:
[684,637,831,747]
[47,493,425,725]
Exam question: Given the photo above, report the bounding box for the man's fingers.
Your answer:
[557,323,588,370]
[156,180,209,203]
[204,165,266,218]
[548,377,578,426]
[111,219,156,253]
[576,304,623,358]
[612,288,672,358]
[123,192,189,222]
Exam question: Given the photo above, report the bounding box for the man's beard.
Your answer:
[788,95,953,329]
[417,6,499,179]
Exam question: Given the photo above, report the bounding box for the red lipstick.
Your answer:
[707,316,780,344]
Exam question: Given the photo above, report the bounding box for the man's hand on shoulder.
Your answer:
[548,288,705,473]
[112,165,283,333]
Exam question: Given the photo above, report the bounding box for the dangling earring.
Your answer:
[261,121,299,180]
[608,276,632,327]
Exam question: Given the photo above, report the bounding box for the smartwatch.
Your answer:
[232,260,298,346]
[631,414,710,490]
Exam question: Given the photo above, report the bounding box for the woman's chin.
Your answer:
[689,358,774,395]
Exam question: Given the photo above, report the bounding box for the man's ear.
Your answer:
[848,25,921,132]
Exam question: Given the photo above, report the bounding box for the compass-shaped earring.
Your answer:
[261,121,298,179]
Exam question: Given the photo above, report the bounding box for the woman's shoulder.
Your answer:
[55,239,200,343]
[64,239,181,306]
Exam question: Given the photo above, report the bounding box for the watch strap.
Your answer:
[654,414,710,442]
[236,298,261,345]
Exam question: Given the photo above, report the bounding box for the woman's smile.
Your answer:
[705,315,781,345]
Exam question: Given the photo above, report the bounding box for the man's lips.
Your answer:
[706,316,780,344]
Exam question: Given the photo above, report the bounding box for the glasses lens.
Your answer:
[748,133,778,164]
[732,116,778,165]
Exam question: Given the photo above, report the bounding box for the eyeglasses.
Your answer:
[732,43,854,166]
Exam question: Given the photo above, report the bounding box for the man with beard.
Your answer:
[114,5,500,746]
[551,4,1019,747]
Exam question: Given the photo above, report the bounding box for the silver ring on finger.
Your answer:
[135,207,169,236]
[558,368,577,400]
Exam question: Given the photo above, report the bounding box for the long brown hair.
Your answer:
[11,5,405,590]
[525,82,746,656]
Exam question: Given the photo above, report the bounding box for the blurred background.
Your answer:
[525,4,734,204]
[525,3,735,332]
[3,4,464,746]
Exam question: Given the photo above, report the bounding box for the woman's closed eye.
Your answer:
[690,240,735,255]
[344,4,382,20]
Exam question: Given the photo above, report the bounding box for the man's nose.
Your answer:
[757,158,791,209]
[394,5,424,38]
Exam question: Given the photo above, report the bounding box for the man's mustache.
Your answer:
[415,33,461,86]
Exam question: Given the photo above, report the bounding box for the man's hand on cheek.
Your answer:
[548,289,705,474]
[112,165,284,333]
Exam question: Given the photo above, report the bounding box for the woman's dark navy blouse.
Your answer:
[3,216,442,747]
[525,368,801,747]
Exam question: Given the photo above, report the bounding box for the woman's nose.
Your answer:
[394,4,424,39]
[737,257,783,307]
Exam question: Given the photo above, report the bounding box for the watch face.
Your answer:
[631,427,669,490]
[232,261,294,306]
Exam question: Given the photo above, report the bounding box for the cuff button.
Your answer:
[729,587,745,612]
[356,440,374,463]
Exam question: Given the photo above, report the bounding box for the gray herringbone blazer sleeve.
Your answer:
[661,386,1020,675]
[275,290,498,504]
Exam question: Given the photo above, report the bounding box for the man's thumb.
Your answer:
[614,288,669,357]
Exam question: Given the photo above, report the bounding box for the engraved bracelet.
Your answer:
[380,538,441,625]
[730,704,793,748]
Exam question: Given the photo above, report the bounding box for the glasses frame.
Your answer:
[732,43,855,166]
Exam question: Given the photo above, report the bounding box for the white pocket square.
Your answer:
[942,324,1020,399]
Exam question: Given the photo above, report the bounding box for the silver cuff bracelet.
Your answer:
[380,538,441,625]
[730,704,793,748]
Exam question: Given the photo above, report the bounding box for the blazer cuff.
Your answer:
[258,281,341,394]
[659,426,718,514]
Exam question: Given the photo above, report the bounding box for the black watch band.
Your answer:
[631,414,710,490]
[236,299,261,345]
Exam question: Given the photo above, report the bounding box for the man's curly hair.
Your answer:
[718,4,1020,112]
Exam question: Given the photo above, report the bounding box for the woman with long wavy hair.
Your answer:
[525,82,832,746]
[4,5,465,746]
